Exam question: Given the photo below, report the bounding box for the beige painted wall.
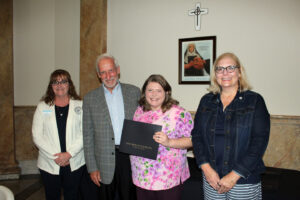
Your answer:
[107,0,300,115]
[13,0,300,116]
[13,0,80,105]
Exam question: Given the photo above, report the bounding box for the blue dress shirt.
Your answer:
[103,82,125,145]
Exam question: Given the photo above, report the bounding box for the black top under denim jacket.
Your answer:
[191,90,270,184]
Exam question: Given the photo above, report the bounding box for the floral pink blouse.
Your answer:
[130,105,194,190]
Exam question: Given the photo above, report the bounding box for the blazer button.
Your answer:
[112,152,114,155]
[224,161,228,165]
[226,146,230,150]
[112,138,114,140]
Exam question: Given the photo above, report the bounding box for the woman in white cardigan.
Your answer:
[32,69,85,200]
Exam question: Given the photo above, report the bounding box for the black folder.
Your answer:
[119,119,162,160]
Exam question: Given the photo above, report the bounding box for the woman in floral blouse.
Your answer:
[130,74,194,200]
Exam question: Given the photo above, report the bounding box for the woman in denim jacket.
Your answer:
[192,52,270,199]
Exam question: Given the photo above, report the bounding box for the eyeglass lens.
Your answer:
[215,66,238,74]
[52,80,68,85]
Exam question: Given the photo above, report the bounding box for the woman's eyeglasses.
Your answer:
[215,66,239,74]
[52,80,69,85]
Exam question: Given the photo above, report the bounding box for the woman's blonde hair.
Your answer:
[208,52,252,94]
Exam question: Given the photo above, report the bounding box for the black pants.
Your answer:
[79,165,100,200]
[99,148,136,200]
[136,184,183,200]
[40,165,84,200]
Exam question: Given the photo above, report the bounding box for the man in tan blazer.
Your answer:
[83,53,140,200]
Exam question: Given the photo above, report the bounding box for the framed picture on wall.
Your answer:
[179,36,216,84]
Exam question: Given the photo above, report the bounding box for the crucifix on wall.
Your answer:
[188,3,208,31]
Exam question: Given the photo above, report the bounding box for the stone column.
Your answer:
[80,0,107,97]
[0,0,20,179]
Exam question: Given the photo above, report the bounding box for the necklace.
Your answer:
[57,107,64,117]
[55,105,69,117]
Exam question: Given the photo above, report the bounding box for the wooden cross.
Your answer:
[188,3,208,31]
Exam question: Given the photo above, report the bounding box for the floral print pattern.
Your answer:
[130,105,194,190]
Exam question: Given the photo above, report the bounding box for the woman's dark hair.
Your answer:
[139,74,179,113]
[41,69,81,105]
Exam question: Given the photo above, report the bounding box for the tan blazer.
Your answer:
[32,99,85,175]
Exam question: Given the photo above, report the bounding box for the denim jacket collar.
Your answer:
[211,90,246,106]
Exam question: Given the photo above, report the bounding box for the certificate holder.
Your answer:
[119,119,162,160]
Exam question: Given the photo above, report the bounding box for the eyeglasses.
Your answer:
[99,69,116,76]
[52,80,69,85]
[215,65,239,74]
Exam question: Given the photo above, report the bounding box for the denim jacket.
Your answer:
[192,90,270,179]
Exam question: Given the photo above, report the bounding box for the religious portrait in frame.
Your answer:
[179,36,216,84]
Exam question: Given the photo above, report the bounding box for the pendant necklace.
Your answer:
[56,105,68,117]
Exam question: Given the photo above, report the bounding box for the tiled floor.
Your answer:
[0,175,44,200]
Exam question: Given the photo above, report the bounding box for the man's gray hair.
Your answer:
[95,53,120,74]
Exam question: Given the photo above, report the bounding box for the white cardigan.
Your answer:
[32,99,85,175]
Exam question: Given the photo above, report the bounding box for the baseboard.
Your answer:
[18,160,39,175]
